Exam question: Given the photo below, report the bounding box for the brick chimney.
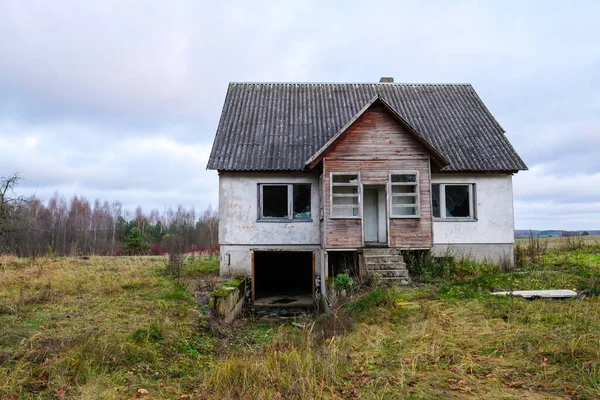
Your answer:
[379,77,394,83]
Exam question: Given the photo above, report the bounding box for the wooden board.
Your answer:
[322,103,434,249]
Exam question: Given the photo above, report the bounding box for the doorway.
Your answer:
[363,185,387,244]
[253,251,314,303]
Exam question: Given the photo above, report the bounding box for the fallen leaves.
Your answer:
[447,378,472,392]
[504,380,524,389]
[450,384,472,392]
[54,389,67,400]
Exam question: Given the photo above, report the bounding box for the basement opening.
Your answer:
[327,251,359,278]
[253,251,314,302]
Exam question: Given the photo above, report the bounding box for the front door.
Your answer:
[364,189,379,242]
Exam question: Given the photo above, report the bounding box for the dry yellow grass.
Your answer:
[515,235,600,249]
[1,254,599,399]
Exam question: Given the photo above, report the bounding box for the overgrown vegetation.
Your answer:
[1,243,599,398]
[332,273,355,291]
[404,238,600,298]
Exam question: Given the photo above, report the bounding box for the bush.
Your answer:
[332,273,354,290]
[404,250,439,279]
[162,234,187,280]
[405,250,501,282]
[150,245,166,256]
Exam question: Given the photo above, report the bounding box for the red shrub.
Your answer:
[150,245,167,255]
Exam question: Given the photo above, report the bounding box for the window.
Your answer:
[262,185,288,218]
[259,184,311,220]
[293,184,311,219]
[389,172,419,217]
[331,173,360,218]
[432,184,475,219]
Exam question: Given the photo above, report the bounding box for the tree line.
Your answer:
[0,173,218,257]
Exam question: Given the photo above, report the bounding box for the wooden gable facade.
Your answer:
[315,100,440,250]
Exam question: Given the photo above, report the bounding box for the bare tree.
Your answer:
[197,204,219,251]
[1,176,221,257]
[0,173,29,251]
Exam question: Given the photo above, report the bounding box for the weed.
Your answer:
[130,324,164,344]
[559,235,586,251]
[525,230,548,264]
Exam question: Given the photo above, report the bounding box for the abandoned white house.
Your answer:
[207,80,527,301]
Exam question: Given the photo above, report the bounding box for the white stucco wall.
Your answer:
[431,173,515,261]
[218,172,322,278]
[219,172,321,246]
[218,172,516,271]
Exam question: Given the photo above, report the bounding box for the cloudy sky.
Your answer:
[1,1,599,230]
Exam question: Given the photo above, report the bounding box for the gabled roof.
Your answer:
[207,82,528,172]
[305,95,449,169]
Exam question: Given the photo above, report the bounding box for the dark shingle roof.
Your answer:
[207,83,527,172]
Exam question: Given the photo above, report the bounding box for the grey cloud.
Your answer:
[1,0,600,228]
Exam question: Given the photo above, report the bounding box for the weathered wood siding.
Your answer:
[323,103,433,249]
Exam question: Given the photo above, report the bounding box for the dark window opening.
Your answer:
[391,174,416,183]
[445,185,470,218]
[259,183,312,220]
[293,184,311,219]
[262,185,288,218]
[431,184,474,219]
[254,251,313,298]
[327,251,359,279]
[432,184,440,218]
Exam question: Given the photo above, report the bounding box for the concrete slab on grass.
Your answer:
[491,289,578,299]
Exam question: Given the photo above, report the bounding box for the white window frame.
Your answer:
[388,171,420,218]
[330,172,361,219]
[432,183,476,220]
[258,183,312,221]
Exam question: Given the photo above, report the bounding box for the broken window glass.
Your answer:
[293,184,311,219]
[332,174,359,184]
[445,185,470,218]
[391,174,416,183]
[262,185,288,218]
[431,184,474,219]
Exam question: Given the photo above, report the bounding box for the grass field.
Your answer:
[1,245,599,399]
[514,235,600,249]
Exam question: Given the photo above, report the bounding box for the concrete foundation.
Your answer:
[432,243,514,263]
[209,278,246,324]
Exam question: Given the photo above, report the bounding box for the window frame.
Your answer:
[388,171,420,218]
[330,172,361,219]
[431,183,476,221]
[257,183,312,222]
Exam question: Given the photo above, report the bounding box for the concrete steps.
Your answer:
[363,248,411,285]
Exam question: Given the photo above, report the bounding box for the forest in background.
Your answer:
[0,173,218,257]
